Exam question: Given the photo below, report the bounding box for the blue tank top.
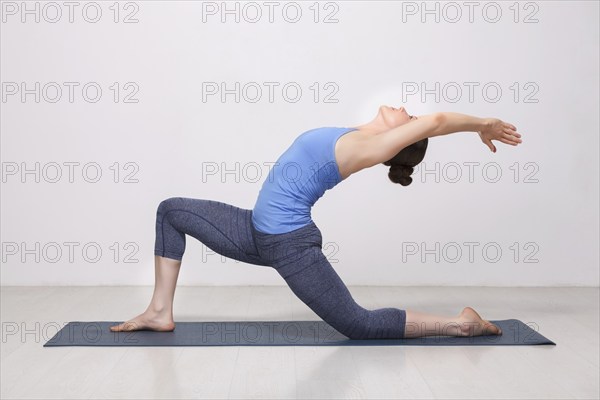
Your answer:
[252,126,358,234]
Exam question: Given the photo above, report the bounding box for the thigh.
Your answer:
[271,245,368,335]
[157,197,266,266]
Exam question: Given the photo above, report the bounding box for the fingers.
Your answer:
[498,137,519,146]
[504,127,521,138]
[483,138,496,153]
[497,126,522,146]
[503,130,522,142]
[502,123,521,140]
[485,120,521,150]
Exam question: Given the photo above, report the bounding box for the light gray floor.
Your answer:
[1,286,598,399]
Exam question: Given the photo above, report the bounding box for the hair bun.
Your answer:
[388,164,414,186]
[381,137,428,187]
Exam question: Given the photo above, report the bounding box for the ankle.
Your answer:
[147,303,172,316]
[454,314,470,336]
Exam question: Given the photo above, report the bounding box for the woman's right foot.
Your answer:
[109,309,175,332]
[457,306,502,337]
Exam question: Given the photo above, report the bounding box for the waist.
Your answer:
[251,206,313,234]
[251,216,322,261]
[250,214,323,248]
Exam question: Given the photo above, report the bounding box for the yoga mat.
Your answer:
[44,319,555,347]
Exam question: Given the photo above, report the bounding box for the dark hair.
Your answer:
[382,138,428,186]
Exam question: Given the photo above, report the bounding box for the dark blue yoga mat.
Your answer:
[43,319,555,347]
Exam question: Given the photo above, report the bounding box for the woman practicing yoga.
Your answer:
[110,105,522,339]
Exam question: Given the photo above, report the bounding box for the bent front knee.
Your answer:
[157,197,185,214]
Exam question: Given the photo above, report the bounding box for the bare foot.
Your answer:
[457,306,502,337]
[109,309,175,332]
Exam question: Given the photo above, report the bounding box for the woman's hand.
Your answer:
[478,118,522,153]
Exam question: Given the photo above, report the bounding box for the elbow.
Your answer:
[430,112,445,137]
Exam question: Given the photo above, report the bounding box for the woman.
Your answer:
[110,105,522,339]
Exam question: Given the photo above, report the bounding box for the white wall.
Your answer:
[1,1,598,286]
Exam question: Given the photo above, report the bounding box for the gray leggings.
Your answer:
[154,197,407,339]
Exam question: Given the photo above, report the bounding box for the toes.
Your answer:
[122,322,141,331]
[484,321,502,335]
[109,321,140,332]
[109,319,174,332]
[109,324,127,332]
[494,324,503,335]
[487,322,502,335]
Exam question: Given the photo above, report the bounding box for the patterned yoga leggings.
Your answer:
[153,197,407,339]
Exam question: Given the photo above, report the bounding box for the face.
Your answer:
[378,105,417,129]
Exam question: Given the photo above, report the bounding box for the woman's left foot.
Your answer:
[457,306,502,336]
[109,309,175,332]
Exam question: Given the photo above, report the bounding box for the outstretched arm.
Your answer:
[435,112,488,137]
[435,112,522,153]
[363,112,522,166]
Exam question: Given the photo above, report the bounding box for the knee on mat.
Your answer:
[343,328,369,340]
[337,319,371,340]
